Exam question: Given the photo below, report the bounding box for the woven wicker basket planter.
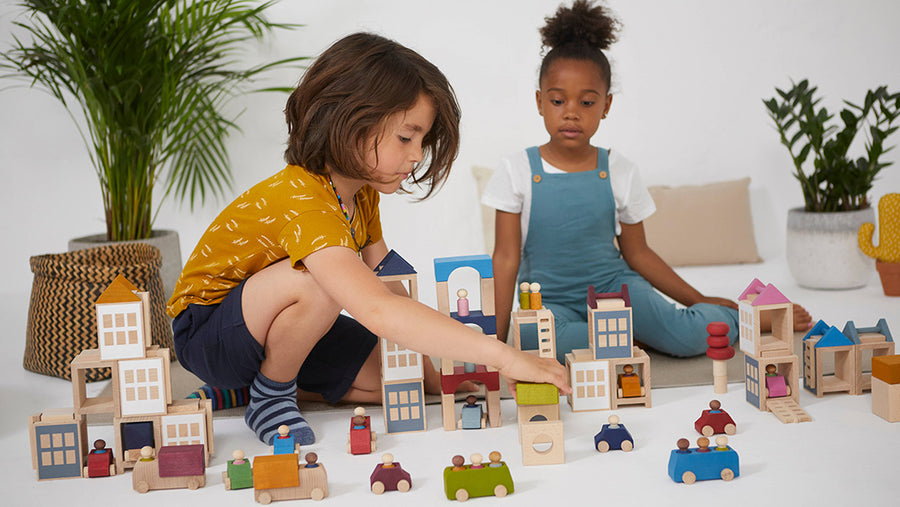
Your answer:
[24,243,174,381]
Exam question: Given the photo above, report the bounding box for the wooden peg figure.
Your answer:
[469,453,484,469]
[232,449,247,465]
[529,282,542,309]
[488,451,502,467]
[519,282,531,309]
[451,455,466,471]
[715,436,729,451]
[304,452,319,468]
[696,437,711,453]
[456,288,470,317]
[381,453,395,468]
[139,446,155,462]
[353,407,367,429]
[607,414,620,428]
[676,438,690,454]
[91,439,109,454]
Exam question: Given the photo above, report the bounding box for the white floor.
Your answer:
[3,263,899,506]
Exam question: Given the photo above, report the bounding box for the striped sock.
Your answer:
[186,385,250,410]
[244,372,315,446]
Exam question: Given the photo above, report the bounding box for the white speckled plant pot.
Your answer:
[786,208,875,289]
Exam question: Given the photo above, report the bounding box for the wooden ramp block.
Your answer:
[767,398,811,423]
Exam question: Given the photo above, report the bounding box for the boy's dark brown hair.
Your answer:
[285,32,460,198]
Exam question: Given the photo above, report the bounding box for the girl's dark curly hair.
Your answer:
[284,32,460,199]
[539,0,621,89]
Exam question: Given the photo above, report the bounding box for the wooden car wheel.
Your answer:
[258,492,272,504]
[681,471,696,485]
[596,441,610,452]
[346,442,351,453]
[494,484,508,498]
[724,423,736,435]
[82,466,89,479]
[371,481,386,494]
[187,478,200,490]
[621,440,634,452]
[701,425,714,437]
[455,488,470,502]
[136,481,150,494]
[311,487,325,501]
[397,479,411,492]
[721,468,735,481]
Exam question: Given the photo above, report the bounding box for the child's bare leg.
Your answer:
[241,258,342,444]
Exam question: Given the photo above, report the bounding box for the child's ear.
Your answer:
[535,90,544,116]
[602,94,613,118]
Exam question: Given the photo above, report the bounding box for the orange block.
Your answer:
[618,374,642,398]
[253,454,299,489]
[872,355,900,385]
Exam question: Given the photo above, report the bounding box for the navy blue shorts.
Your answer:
[172,279,378,403]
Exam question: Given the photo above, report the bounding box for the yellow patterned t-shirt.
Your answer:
[166,165,382,317]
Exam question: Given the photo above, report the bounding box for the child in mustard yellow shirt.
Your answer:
[168,32,569,446]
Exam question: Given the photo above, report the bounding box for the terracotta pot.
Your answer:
[876,260,900,296]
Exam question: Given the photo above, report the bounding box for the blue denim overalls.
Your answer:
[518,146,738,360]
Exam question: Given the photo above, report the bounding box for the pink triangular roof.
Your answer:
[752,284,791,306]
[738,278,767,301]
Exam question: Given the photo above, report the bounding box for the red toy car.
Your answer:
[694,400,736,436]
[347,407,376,455]
[370,454,412,494]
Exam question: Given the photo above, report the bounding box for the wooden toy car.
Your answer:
[223,450,253,490]
[443,453,514,501]
[458,396,486,429]
[347,407,376,455]
[133,445,206,493]
[370,453,412,494]
[694,400,736,436]
[593,415,634,452]
[667,438,739,484]
[83,439,115,478]
[253,452,327,503]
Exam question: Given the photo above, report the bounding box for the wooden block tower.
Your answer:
[738,278,809,423]
[374,250,426,434]
[564,285,651,412]
[433,255,501,431]
[28,275,213,481]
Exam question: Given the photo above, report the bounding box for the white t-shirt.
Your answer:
[481,148,656,245]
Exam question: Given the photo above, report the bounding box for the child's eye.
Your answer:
[551,99,564,106]
[399,136,411,143]
[582,101,595,107]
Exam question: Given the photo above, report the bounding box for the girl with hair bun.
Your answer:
[484,1,811,361]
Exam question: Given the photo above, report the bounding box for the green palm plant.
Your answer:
[2,0,305,241]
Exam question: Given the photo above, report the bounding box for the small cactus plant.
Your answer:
[859,193,900,263]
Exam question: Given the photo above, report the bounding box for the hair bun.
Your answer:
[540,0,620,51]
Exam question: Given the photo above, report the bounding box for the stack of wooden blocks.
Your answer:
[872,355,900,422]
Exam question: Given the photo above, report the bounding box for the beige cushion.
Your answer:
[472,167,761,266]
[644,177,762,266]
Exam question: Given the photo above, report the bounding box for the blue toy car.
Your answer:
[667,437,739,484]
[593,415,634,452]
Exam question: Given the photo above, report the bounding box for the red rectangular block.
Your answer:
[158,444,204,477]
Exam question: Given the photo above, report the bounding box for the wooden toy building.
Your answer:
[28,275,213,481]
[433,255,502,431]
[802,319,894,397]
[737,278,810,423]
[561,285,651,412]
[374,251,426,434]
[872,355,900,422]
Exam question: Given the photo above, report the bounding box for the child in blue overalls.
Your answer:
[484,1,810,361]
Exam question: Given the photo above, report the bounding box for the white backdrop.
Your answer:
[2,0,899,309]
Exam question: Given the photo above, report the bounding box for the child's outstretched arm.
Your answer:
[492,210,523,345]
[617,222,737,309]
[303,244,570,393]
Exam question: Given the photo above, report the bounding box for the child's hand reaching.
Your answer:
[496,347,571,397]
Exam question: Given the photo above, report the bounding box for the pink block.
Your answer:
[766,375,788,398]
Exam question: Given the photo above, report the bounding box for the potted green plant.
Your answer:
[764,79,900,289]
[2,0,305,299]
